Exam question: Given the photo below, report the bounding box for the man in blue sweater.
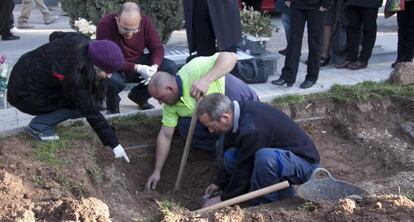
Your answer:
[196,93,320,206]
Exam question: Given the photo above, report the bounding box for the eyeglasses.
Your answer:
[118,25,140,34]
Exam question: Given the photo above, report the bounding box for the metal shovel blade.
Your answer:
[297,168,370,204]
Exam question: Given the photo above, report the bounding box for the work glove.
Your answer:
[134,64,157,85]
[112,144,130,162]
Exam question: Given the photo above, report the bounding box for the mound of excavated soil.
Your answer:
[389,62,414,85]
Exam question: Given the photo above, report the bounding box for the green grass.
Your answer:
[272,81,414,106]
[297,201,317,212]
[55,174,86,197]
[32,125,92,167]
[404,193,414,202]
[111,113,161,128]
[32,175,45,187]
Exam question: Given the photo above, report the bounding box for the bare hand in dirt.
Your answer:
[145,171,160,191]
[285,1,291,7]
[205,183,220,197]
[202,195,221,207]
[190,79,208,100]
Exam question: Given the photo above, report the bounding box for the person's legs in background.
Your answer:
[320,1,337,67]
[275,7,306,86]
[348,7,378,70]
[0,0,20,40]
[193,0,216,57]
[279,12,291,55]
[302,9,324,88]
[336,5,361,69]
[394,1,414,67]
[18,0,35,28]
[33,0,57,24]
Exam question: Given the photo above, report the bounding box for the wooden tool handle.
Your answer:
[195,181,290,213]
[174,100,200,191]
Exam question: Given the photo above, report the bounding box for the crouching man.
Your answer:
[197,93,320,206]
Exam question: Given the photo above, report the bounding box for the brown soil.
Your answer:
[1,96,414,221]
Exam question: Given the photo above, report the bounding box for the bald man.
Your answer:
[145,52,259,191]
[96,2,177,113]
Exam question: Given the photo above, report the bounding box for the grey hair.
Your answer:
[118,2,141,15]
[197,93,233,121]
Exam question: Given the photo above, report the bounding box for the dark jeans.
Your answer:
[396,1,414,63]
[29,108,80,136]
[346,6,379,64]
[0,0,14,37]
[280,7,324,84]
[105,55,177,112]
[176,74,259,151]
[224,147,319,204]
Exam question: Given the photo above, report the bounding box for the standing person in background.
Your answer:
[276,0,291,56]
[17,0,58,29]
[272,0,332,89]
[96,2,177,113]
[335,0,383,70]
[392,0,414,68]
[242,0,263,11]
[183,0,242,61]
[0,0,20,41]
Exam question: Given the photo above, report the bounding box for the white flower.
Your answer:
[74,18,96,38]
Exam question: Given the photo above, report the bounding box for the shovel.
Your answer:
[297,168,370,204]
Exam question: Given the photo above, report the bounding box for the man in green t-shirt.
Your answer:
[145,52,258,191]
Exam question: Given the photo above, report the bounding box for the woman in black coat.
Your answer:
[7,32,130,162]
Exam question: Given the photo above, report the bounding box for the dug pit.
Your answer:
[0,96,413,221]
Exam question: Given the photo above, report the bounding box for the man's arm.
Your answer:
[191,52,238,99]
[145,125,175,190]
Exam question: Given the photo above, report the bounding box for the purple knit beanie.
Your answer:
[88,40,124,73]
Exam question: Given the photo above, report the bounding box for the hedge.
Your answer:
[61,0,183,43]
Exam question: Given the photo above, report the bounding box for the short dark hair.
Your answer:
[197,93,233,121]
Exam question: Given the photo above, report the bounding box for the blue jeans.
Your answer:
[105,55,178,112]
[29,108,80,136]
[223,147,319,204]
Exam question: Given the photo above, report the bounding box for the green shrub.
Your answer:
[61,0,183,43]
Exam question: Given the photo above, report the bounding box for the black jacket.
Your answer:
[7,32,119,148]
[215,101,320,200]
[183,0,241,53]
[347,0,383,8]
[290,0,333,10]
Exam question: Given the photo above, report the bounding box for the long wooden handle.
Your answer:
[195,181,290,213]
[174,100,200,191]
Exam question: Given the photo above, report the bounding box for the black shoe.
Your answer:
[271,78,293,87]
[391,61,398,68]
[348,61,367,70]
[300,80,315,89]
[320,56,330,67]
[1,34,20,41]
[107,108,120,114]
[278,48,287,56]
[138,102,155,110]
[127,92,154,110]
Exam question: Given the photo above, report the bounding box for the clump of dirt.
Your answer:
[389,62,414,85]
[0,170,35,222]
[324,195,414,221]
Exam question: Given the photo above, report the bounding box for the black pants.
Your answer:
[396,1,414,63]
[280,7,324,84]
[105,55,177,112]
[346,6,378,64]
[192,0,238,57]
[0,0,14,37]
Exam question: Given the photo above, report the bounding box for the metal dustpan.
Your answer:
[297,168,370,203]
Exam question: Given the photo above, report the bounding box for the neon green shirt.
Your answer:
[162,53,225,127]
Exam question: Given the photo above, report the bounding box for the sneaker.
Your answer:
[26,126,60,141]
[17,22,34,29]
[1,34,20,41]
[44,16,58,25]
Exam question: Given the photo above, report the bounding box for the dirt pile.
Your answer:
[324,195,414,221]
[0,170,35,222]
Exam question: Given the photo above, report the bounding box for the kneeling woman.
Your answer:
[8,32,129,162]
